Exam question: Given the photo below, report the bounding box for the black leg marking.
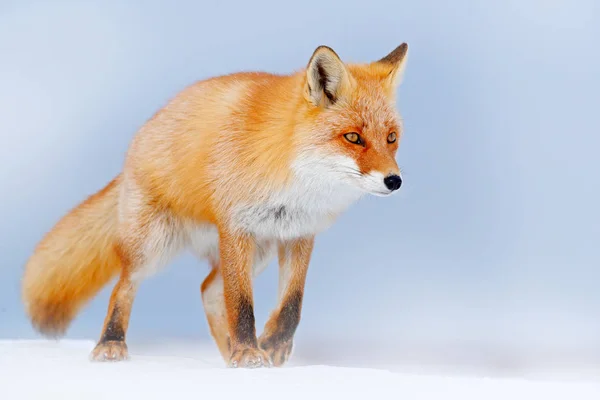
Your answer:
[263,291,303,347]
[234,296,257,346]
[100,306,125,343]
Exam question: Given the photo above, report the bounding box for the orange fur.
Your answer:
[201,266,231,359]
[21,43,409,367]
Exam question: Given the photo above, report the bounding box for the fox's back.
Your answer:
[123,71,303,223]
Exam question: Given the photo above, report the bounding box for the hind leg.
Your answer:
[90,181,185,362]
[201,260,231,361]
[90,266,137,361]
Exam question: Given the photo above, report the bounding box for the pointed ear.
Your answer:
[377,43,409,86]
[305,46,352,107]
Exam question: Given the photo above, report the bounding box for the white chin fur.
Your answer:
[367,189,394,197]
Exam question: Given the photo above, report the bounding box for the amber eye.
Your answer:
[344,132,363,145]
[387,132,397,143]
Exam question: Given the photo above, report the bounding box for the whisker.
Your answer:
[332,167,363,176]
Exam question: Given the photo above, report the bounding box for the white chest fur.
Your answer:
[185,223,276,278]
[232,152,364,240]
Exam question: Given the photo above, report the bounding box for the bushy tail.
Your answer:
[22,175,123,337]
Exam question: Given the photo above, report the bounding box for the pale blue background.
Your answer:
[1,0,598,370]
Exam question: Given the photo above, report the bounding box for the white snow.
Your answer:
[0,340,599,400]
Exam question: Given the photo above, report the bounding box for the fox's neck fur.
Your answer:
[204,72,366,238]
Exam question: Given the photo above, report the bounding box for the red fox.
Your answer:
[21,43,409,368]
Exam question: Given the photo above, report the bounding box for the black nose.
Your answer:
[384,174,402,191]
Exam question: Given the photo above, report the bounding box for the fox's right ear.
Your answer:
[305,46,352,107]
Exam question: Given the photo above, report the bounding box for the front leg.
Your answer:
[259,236,314,366]
[219,228,270,368]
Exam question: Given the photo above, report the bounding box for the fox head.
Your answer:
[295,43,408,197]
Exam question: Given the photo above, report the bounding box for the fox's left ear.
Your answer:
[377,43,409,86]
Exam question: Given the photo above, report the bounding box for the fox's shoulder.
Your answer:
[156,69,301,126]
